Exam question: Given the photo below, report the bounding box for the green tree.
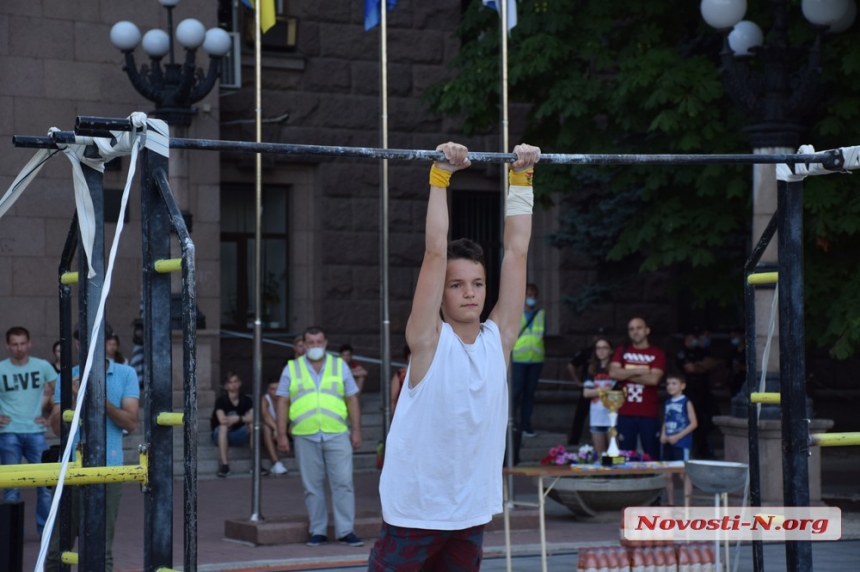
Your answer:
[425,0,860,358]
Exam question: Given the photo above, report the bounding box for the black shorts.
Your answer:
[661,444,689,462]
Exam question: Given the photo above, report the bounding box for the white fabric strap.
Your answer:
[777,144,860,182]
[505,184,534,217]
[0,148,59,219]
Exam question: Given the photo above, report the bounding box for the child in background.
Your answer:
[660,372,698,505]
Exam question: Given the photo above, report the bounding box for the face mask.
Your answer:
[731,338,741,346]
[525,297,537,307]
[306,346,326,361]
[690,339,698,348]
[701,338,711,348]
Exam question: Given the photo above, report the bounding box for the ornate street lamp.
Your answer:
[701,0,856,149]
[110,0,232,126]
[701,3,855,572]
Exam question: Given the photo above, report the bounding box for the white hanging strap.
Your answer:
[0,148,60,219]
[777,143,860,182]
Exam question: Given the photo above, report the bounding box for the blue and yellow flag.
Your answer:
[365,0,397,31]
[241,0,277,33]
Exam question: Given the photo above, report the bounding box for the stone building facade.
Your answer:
[5,2,854,436]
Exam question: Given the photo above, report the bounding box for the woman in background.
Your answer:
[581,337,614,455]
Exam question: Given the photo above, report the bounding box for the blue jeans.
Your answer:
[615,415,661,461]
[0,432,52,536]
[512,362,543,433]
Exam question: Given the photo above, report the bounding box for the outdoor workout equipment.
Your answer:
[4,114,860,572]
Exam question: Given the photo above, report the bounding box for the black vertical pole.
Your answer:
[777,179,812,571]
[744,276,764,572]
[141,150,174,569]
[154,168,198,572]
[57,215,78,572]
[79,161,107,572]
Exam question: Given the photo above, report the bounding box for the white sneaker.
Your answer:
[270,461,288,475]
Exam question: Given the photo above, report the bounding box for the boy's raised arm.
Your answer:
[489,144,541,356]
[404,143,471,386]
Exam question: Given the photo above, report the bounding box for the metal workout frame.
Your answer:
[9,115,854,572]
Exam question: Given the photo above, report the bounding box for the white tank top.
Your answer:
[264,393,276,420]
[379,320,508,529]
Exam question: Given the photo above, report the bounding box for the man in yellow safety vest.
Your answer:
[511,283,545,438]
[275,326,364,548]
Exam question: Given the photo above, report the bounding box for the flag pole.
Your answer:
[249,0,265,522]
[500,0,516,507]
[379,1,393,441]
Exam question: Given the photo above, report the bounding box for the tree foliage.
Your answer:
[424,0,860,358]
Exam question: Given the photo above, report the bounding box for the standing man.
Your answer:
[0,326,57,537]
[511,283,545,437]
[45,327,139,571]
[276,326,363,547]
[676,328,717,459]
[609,317,665,460]
[368,142,540,570]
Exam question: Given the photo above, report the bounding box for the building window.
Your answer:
[450,190,501,320]
[220,186,289,329]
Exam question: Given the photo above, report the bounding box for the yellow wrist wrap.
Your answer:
[430,164,453,188]
[508,169,534,187]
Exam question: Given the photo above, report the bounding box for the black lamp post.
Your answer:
[701,2,855,572]
[110,0,232,126]
[701,0,856,149]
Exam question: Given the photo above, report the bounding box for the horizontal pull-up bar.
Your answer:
[751,392,781,404]
[14,124,845,167]
[748,272,779,285]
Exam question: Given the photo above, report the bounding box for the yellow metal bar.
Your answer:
[157,568,182,572]
[747,272,778,285]
[61,552,79,565]
[154,258,182,273]
[157,412,184,426]
[0,459,81,473]
[751,392,780,404]
[0,452,148,487]
[60,271,79,285]
[810,432,860,447]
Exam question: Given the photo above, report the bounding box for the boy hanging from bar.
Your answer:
[369,141,540,570]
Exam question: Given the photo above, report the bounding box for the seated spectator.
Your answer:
[261,378,288,475]
[211,372,254,478]
[340,343,369,393]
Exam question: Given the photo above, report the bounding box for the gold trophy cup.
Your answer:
[599,389,627,466]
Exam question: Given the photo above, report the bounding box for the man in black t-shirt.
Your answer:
[675,330,716,459]
[211,372,254,477]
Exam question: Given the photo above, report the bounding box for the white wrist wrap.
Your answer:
[505,185,534,217]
